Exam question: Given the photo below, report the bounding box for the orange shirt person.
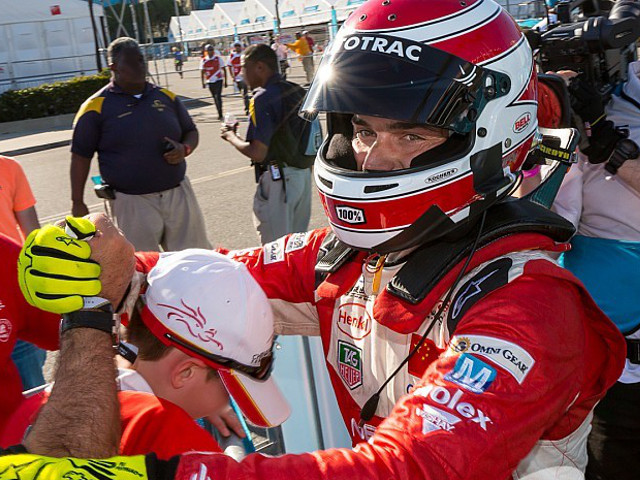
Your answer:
[0,155,40,243]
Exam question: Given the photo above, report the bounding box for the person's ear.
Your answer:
[109,63,116,73]
[171,358,206,389]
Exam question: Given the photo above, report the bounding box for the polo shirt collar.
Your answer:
[108,80,154,96]
[264,73,282,88]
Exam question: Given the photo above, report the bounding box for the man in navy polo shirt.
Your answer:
[70,37,211,252]
[220,44,312,244]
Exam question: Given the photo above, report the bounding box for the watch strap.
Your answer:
[61,310,115,337]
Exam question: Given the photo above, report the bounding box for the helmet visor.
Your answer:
[301,32,510,134]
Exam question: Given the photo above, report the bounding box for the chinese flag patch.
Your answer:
[407,334,443,378]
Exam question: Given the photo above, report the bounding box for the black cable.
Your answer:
[359,210,489,424]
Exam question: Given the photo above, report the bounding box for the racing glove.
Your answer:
[18,216,102,314]
[0,451,178,480]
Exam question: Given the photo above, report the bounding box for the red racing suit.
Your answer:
[134,226,625,480]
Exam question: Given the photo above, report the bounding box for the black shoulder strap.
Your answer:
[388,197,575,304]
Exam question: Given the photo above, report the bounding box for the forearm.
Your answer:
[616,158,640,195]
[182,130,199,154]
[70,154,92,203]
[24,329,120,458]
[227,134,265,163]
[15,206,41,237]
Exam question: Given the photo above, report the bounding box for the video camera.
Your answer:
[526,0,640,102]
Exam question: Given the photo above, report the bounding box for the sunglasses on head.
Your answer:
[164,332,274,381]
[135,295,274,381]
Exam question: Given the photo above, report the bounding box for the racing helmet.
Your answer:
[301,0,538,253]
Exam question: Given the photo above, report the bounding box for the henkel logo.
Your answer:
[351,417,376,442]
[159,300,224,351]
[0,319,11,342]
[335,205,366,225]
[413,384,493,431]
[337,302,372,340]
[513,112,532,133]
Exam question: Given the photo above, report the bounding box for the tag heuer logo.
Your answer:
[335,206,366,225]
[338,340,363,389]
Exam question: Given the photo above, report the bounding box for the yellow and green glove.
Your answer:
[0,452,151,480]
[18,217,103,314]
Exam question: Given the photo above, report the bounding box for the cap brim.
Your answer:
[219,370,291,428]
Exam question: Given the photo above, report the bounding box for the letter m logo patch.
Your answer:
[444,353,496,394]
[338,340,363,389]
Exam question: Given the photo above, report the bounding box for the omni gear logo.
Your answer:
[450,337,471,354]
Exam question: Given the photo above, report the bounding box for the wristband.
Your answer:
[61,307,120,346]
[183,143,192,156]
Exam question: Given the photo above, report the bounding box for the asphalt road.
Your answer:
[17,92,329,251]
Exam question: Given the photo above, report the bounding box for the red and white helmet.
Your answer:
[301,0,538,253]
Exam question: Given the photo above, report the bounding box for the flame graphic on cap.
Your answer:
[159,300,224,351]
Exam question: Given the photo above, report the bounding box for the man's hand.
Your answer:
[206,404,246,438]
[72,201,89,217]
[18,217,101,314]
[163,137,186,165]
[220,125,236,142]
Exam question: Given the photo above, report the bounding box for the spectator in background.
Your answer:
[552,61,640,480]
[71,37,210,252]
[220,44,312,244]
[302,30,315,53]
[228,42,250,115]
[271,35,289,80]
[286,32,313,85]
[172,46,184,79]
[0,155,46,392]
[201,44,228,121]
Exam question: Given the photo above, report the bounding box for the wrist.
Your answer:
[183,143,193,156]
[60,303,120,347]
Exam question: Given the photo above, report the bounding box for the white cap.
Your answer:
[140,249,290,428]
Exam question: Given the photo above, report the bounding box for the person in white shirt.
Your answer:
[227,42,250,115]
[200,44,228,121]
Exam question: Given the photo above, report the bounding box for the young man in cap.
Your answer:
[4,216,289,458]
[200,44,228,121]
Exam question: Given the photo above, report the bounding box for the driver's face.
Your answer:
[351,115,449,172]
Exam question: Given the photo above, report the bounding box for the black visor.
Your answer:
[301,32,511,133]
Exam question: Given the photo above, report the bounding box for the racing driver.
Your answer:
[9,0,626,478]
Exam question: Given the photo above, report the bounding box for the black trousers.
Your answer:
[586,380,640,479]
[207,80,223,118]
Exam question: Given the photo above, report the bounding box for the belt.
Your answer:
[627,338,640,364]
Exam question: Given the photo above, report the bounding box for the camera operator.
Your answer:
[552,60,640,479]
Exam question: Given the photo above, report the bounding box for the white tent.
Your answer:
[236,0,276,34]
[168,15,193,43]
[0,0,105,93]
[191,9,217,40]
[279,0,333,28]
[212,1,244,37]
